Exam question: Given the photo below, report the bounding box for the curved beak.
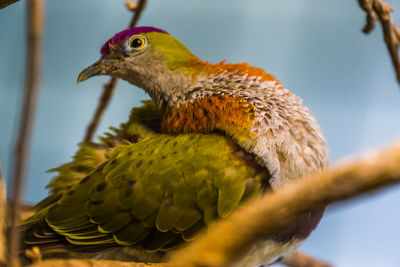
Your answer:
[77,60,106,83]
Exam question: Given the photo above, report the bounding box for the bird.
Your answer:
[21,26,330,267]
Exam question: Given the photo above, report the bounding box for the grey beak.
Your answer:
[77,60,106,83]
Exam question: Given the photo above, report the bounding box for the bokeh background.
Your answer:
[1,0,400,266]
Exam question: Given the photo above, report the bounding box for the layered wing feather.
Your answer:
[22,101,268,256]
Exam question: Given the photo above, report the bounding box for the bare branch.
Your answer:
[128,0,147,29]
[0,0,20,9]
[0,160,6,265]
[83,77,117,142]
[358,0,400,84]
[125,0,138,12]
[282,251,333,267]
[26,253,333,267]
[7,0,44,266]
[358,0,376,33]
[168,141,400,267]
[29,259,165,267]
[83,0,148,143]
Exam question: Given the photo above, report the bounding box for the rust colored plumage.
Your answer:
[161,95,256,135]
[187,58,282,86]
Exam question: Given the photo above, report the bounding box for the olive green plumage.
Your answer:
[23,101,266,256]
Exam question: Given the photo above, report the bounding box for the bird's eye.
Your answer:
[129,35,147,50]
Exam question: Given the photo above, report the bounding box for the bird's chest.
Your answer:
[160,94,257,136]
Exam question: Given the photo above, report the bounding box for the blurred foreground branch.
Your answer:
[0,0,19,9]
[8,0,44,267]
[29,259,164,267]
[83,0,148,143]
[27,140,400,267]
[167,140,400,267]
[0,161,6,265]
[358,0,400,84]
[28,252,330,267]
[281,251,333,267]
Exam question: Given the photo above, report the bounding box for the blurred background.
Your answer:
[1,0,400,266]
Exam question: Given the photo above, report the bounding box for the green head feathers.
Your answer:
[102,27,198,69]
[78,27,198,81]
[78,26,203,105]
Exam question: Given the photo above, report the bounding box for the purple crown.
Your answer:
[100,26,167,56]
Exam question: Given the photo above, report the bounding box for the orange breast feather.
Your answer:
[161,95,256,135]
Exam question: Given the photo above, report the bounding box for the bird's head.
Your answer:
[78,26,203,105]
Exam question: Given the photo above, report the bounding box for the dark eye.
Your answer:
[131,38,142,48]
[129,35,147,50]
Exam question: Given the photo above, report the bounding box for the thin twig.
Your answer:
[358,0,400,84]
[127,0,147,28]
[83,77,117,142]
[358,0,376,33]
[281,251,333,267]
[83,0,148,143]
[168,140,400,267]
[125,0,138,12]
[7,0,44,266]
[0,160,6,265]
[0,0,19,9]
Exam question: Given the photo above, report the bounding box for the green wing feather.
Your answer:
[23,101,267,255]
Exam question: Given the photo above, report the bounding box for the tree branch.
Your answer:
[0,0,19,9]
[358,0,400,84]
[83,77,117,142]
[83,0,148,143]
[7,0,44,266]
[29,259,164,267]
[0,160,6,265]
[27,252,333,267]
[26,140,400,267]
[281,251,333,267]
[167,140,400,267]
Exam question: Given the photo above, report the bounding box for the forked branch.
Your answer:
[358,0,400,84]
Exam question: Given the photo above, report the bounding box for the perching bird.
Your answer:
[22,26,330,266]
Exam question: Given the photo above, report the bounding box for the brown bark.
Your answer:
[358,0,400,84]
[0,0,19,9]
[0,161,6,265]
[281,251,333,267]
[7,1,44,266]
[27,252,331,267]
[29,259,164,267]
